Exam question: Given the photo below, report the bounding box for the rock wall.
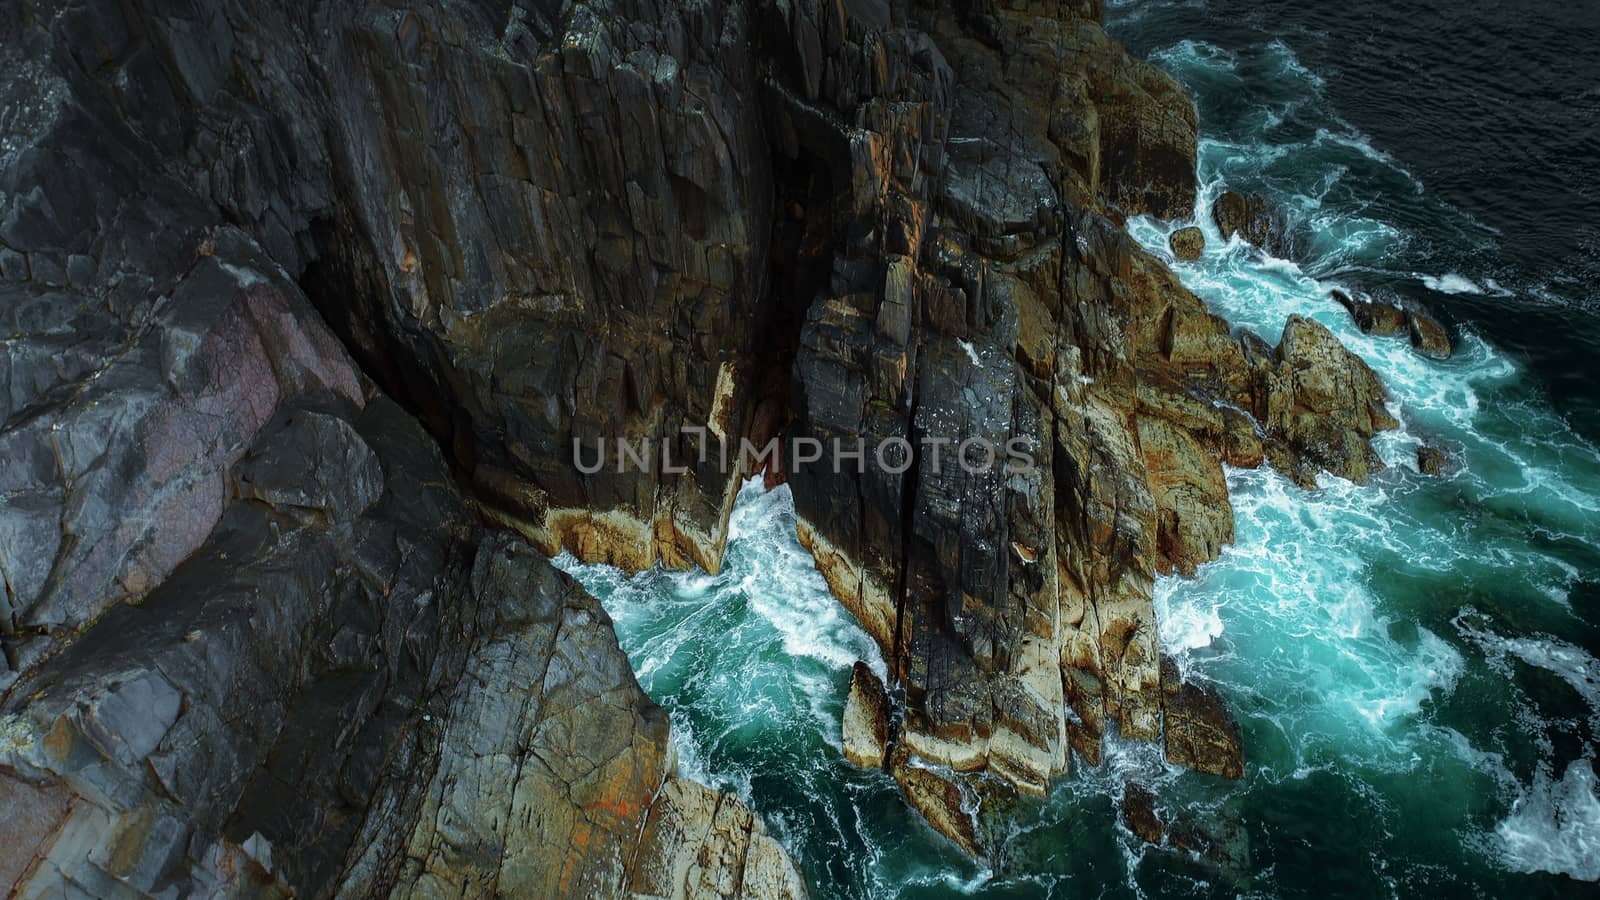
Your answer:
[0,0,1398,883]
[765,0,1394,853]
[0,3,804,893]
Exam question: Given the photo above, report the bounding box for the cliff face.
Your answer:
[0,0,1393,889]
[0,1,805,895]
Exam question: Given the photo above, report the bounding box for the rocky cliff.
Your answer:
[0,0,1395,890]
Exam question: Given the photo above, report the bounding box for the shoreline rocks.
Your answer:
[1408,306,1454,359]
[0,0,1410,882]
[1417,444,1452,476]
[843,662,892,770]
[1170,226,1206,261]
[1330,288,1454,360]
[1212,191,1292,256]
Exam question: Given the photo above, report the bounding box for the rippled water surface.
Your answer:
[560,2,1600,895]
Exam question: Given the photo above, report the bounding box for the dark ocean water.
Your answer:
[560,3,1600,897]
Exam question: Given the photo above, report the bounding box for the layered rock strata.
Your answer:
[0,0,1403,878]
[0,3,804,892]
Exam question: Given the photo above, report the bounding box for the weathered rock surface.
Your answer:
[1408,307,1454,359]
[1256,316,1397,487]
[0,2,803,888]
[1417,444,1452,476]
[1,387,798,897]
[1169,226,1205,261]
[1160,655,1244,778]
[0,0,1402,876]
[891,756,982,858]
[1332,289,1408,336]
[627,777,807,900]
[1212,191,1292,256]
[842,661,891,770]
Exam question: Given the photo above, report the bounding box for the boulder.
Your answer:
[1417,445,1452,476]
[1162,676,1245,779]
[842,661,892,770]
[1121,782,1166,844]
[892,756,982,857]
[1259,316,1398,485]
[1408,307,1454,359]
[1331,289,1408,336]
[1169,226,1205,261]
[1212,191,1291,256]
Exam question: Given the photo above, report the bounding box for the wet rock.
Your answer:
[1169,226,1205,261]
[1162,677,1245,779]
[1259,316,1397,485]
[1407,307,1454,359]
[1139,414,1234,576]
[843,661,892,770]
[1212,191,1291,256]
[1417,445,1452,476]
[1331,289,1408,336]
[1120,782,1166,844]
[892,755,981,857]
[0,0,1403,874]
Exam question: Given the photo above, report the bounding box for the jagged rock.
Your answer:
[1259,316,1398,486]
[891,755,981,857]
[1408,307,1454,359]
[1121,782,1166,844]
[0,0,1399,875]
[1212,191,1291,256]
[1417,445,1452,476]
[842,662,892,770]
[1169,226,1205,261]
[1139,415,1233,576]
[1331,289,1408,336]
[1,387,797,898]
[1161,672,1245,779]
[627,777,807,900]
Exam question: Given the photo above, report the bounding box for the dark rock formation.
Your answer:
[0,0,1401,878]
[1332,289,1408,336]
[1212,191,1291,256]
[0,1,806,890]
[1121,781,1166,844]
[0,391,802,896]
[1169,226,1205,261]
[1160,655,1244,778]
[1417,444,1452,476]
[1408,307,1454,359]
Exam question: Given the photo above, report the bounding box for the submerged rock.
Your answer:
[1161,672,1246,779]
[1170,226,1206,261]
[1121,782,1167,844]
[1417,444,1453,476]
[892,755,982,858]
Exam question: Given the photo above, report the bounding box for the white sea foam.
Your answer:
[1495,759,1600,881]
[1420,272,1483,294]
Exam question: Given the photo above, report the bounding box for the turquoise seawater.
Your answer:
[558,22,1600,900]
